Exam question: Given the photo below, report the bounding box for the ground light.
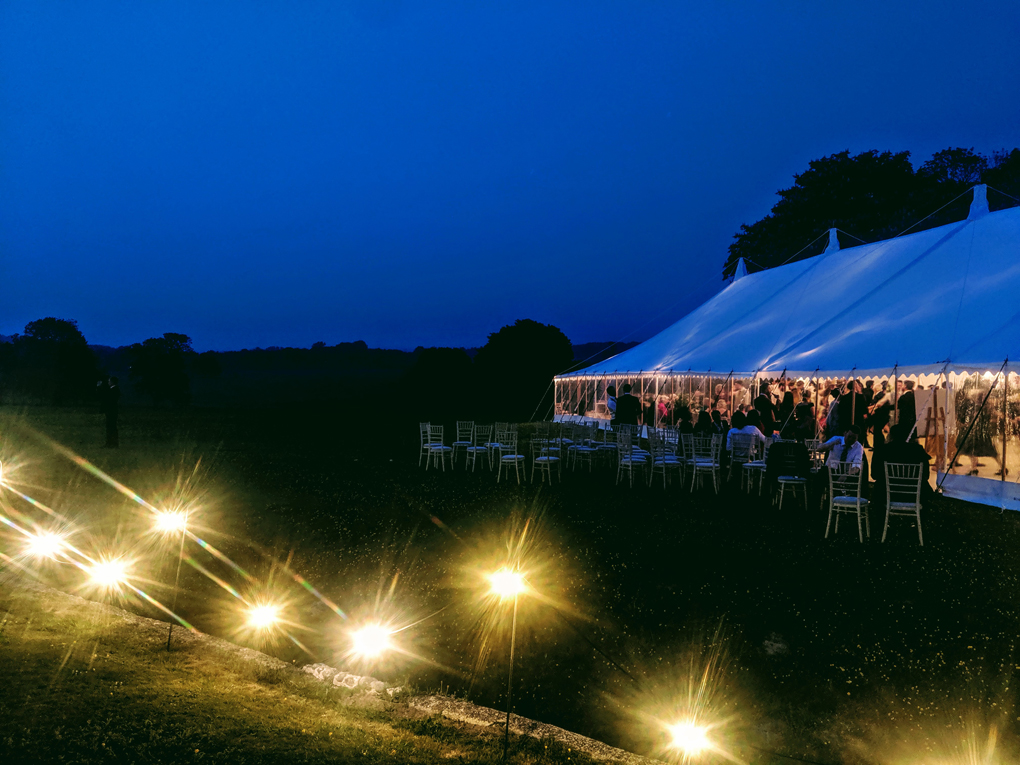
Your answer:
[488,567,527,763]
[247,603,281,630]
[350,624,393,659]
[156,509,189,651]
[88,558,129,589]
[669,720,711,757]
[25,531,66,560]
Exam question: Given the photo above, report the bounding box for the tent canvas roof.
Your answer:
[561,200,1020,380]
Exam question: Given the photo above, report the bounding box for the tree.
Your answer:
[918,147,988,186]
[128,333,195,406]
[984,149,1020,209]
[723,146,1020,279]
[15,317,98,404]
[402,347,474,422]
[723,150,918,278]
[473,319,573,422]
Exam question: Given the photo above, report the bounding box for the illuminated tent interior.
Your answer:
[554,185,1020,510]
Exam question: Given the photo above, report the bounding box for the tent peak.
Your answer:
[823,227,840,255]
[968,184,989,220]
[732,257,749,282]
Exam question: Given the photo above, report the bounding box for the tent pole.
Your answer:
[813,369,820,438]
[945,372,952,476]
[851,368,857,433]
[1002,363,1008,483]
[892,365,899,427]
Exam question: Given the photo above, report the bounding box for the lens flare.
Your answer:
[247,604,281,630]
[25,531,66,559]
[88,558,129,588]
[154,510,188,534]
[488,568,526,599]
[351,624,393,659]
[669,721,710,755]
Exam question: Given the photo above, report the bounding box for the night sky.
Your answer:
[2,1,1018,351]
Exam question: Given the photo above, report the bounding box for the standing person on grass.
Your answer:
[98,376,121,448]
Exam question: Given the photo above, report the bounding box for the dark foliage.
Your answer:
[128,332,195,406]
[473,319,573,422]
[401,347,474,423]
[0,317,99,404]
[723,146,1020,278]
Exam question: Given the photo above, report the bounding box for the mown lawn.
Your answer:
[0,583,598,764]
[1,404,1019,764]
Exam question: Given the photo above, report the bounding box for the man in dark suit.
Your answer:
[615,383,642,426]
[897,380,917,437]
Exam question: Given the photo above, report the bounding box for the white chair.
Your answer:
[419,422,431,467]
[616,431,646,487]
[743,440,770,495]
[689,435,722,493]
[452,421,475,466]
[532,437,561,484]
[485,422,509,470]
[648,429,683,488]
[467,425,492,472]
[728,433,756,483]
[426,425,454,471]
[497,434,526,484]
[568,425,597,472]
[774,446,809,512]
[883,462,924,545]
[825,462,870,542]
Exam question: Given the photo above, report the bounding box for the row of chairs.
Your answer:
[418,422,923,545]
[420,421,528,481]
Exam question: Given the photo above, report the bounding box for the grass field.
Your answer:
[2,404,1019,764]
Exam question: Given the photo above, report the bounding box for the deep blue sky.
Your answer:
[2,2,1018,351]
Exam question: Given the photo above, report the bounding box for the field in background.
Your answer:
[2,403,1019,763]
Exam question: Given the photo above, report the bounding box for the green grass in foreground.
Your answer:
[0,583,600,765]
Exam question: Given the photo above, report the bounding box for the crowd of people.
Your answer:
[604,376,937,499]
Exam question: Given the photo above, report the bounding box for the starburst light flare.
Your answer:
[88,558,129,589]
[247,604,281,630]
[669,721,711,756]
[488,568,526,599]
[25,530,67,560]
[351,624,393,659]
[154,510,188,534]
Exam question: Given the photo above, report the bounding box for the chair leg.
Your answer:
[857,509,864,543]
[916,509,923,546]
[824,506,834,538]
[881,508,890,542]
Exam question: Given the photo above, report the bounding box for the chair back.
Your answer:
[501,434,518,456]
[692,436,713,460]
[662,428,679,454]
[829,461,863,498]
[456,421,474,442]
[617,431,634,459]
[474,425,492,446]
[710,434,723,463]
[885,462,923,505]
[730,433,755,461]
[428,424,445,446]
[680,432,694,460]
[419,422,430,445]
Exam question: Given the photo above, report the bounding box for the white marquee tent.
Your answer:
[555,186,1019,509]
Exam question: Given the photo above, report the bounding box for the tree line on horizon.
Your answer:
[723,146,1020,279]
[0,318,629,423]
